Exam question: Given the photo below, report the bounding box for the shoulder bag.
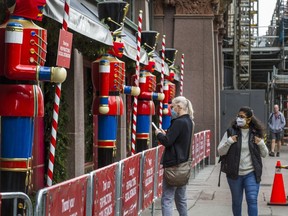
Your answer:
[163,121,194,187]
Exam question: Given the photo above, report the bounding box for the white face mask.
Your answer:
[236,117,246,127]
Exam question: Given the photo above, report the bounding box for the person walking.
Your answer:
[218,106,268,216]
[268,104,286,157]
[155,96,194,216]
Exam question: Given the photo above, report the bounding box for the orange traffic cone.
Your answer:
[268,160,288,205]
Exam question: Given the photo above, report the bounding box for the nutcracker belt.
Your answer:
[0,158,32,172]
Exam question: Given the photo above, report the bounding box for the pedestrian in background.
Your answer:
[218,106,268,216]
[155,96,194,216]
[268,104,286,157]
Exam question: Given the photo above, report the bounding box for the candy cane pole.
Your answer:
[180,53,184,96]
[159,35,166,129]
[47,0,70,187]
[131,10,142,155]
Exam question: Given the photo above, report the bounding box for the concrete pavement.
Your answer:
[142,144,288,216]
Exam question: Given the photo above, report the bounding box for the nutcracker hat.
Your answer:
[139,31,159,54]
[159,48,178,66]
[11,0,46,21]
[98,1,129,36]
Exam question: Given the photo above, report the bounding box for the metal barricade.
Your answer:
[0,192,33,216]
[34,174,89,216]
[28,130,211,215]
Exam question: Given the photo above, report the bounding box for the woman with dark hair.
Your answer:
[218,106,268,216]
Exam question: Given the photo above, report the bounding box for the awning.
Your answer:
[44,0,147,64]
[43,0,179,80]
[44,0,113,46]
[123,29,148,65]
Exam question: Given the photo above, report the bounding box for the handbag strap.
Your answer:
[188,120,195,161]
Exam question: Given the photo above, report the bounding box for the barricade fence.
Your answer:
[2,130,211,216]
[0,192,33,216]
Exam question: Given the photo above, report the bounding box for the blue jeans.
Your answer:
[227,172,260,216]
[161,178,188,216]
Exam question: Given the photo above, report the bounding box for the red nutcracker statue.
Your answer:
[159,48,177,131]
[0,0,67,214]
[132,31,164,152]
[92,1,140,168]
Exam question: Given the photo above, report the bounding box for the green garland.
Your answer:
[84,68,93,163]
[41,16,110,181]
[0,2,6,23]
[43,83,69,183]
[41,17,69,184]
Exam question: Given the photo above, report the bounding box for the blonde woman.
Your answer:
[155,96,194,216]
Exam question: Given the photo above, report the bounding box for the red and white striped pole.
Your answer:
[131,10,142,155]
[180,53,184,96]
[47,0,70,187]
[159,35,166,129]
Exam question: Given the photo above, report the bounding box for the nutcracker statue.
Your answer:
[92,1,140,168]
[0,0,67,214]
[159,48,177,131]
[132,31,164,152]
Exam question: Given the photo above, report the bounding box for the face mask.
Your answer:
[236,117,246,127]
[171,109,178,119]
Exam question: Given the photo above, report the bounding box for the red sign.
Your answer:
[205,130,211,157]
[157,146,164,198]
[45,175,89,215]
[199,132,205,161]
[192,135,196,168]
[121,153,141,216]
[195,133,200,164]
[56,29,73,68]
[93,163,117,216]
[142,148,156,210]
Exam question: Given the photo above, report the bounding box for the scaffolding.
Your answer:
[267,1,288,133]
[267,1,288,86]
[232,0,259,89]
[224,0,288,131]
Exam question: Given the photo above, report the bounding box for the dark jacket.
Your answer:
[157,114,193,168]
[221,127,263,183]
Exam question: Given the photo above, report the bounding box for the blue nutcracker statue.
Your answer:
[132,31,164,152]
[159,48,177,131]
[0,0,67,214]
[92,1,140,168]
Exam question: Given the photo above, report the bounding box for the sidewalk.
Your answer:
[142,145,288,216]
